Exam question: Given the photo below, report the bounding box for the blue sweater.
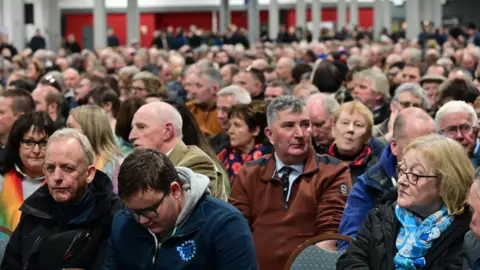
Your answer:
[103,195,257,270]
[338,144,397,250]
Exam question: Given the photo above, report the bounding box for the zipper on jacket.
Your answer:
[23,231,47,270]
[62,232,83,263]
[148,229,160,265]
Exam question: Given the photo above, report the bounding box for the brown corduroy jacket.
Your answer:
[229,146,352,270]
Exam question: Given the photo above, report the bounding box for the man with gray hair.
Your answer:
[373,82,430,142]
[130,101,227,200]
[435,100,480,167]
[230,96,351,270]
[306,93,340,153]
[211,85,252,153]
[264,80,292,102]
[1,128,123,269]
[186,66,224,137]
[352,69,391,125]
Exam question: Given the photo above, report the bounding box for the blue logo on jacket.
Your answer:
[176,240,196,261]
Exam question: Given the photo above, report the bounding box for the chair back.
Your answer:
[0,226,13,264]
[284,233,354,270]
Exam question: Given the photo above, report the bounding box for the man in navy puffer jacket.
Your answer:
[103,149,257,270]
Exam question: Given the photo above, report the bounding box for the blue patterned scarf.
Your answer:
[394,205,454,270]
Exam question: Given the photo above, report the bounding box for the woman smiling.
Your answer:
[328,101,378,183]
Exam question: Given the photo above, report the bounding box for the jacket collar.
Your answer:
[260,146,319,181]
[20,170,116,224]
[168,141,188,165]
[174,195,207,237]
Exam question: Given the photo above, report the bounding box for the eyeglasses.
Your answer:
[440,123,474,137]
[396,164,437,185]
[125,194,168,222]
[132,86,149,93]
[40,75,62,93]
[21,138,48,149]
[395,100,422,108]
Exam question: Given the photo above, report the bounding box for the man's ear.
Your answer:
[170,182,183,199]
[86,165,97,184]
[47,103,57,116]
[164,122,175,141]
[264,127,274,145]
[390,138,399,157]
[103,102,112,113]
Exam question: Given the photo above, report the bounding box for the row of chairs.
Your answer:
[0,227,351,270]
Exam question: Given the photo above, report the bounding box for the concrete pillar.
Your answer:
[93,0,107,49]
[373,0,382,40]
[433,0,443,29]
[44,0,61,52]
[383,0,392,33]
[296,0,306,28]
[269,0,279,41]
[405,0,420,40]
[312,0,322,41]
[336,0,347,31]
[127,0,140,46]
[247,0,259,45]
[420,0,433,23]
[350,0,358,28]
[2,0,25,51]
[212,11,218,33]
[219,0,230,35]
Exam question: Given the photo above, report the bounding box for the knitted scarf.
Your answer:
[394,205,454,269]
[0,170,24,231]
[218,144,270,184]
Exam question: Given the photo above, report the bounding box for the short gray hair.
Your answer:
[217,85,252,105]
[354,69,390,101]
[393,83,430,109]
[308,93,340,116]
[267,80,293,96]
[435,100,478,129]
[47,128,95,166]
[196,66,224,87]
[267,96,306,127]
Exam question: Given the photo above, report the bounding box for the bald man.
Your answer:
[129,102,227,200]
[32,84,65,128]
[62,68,80,109]
[275,57,295,84]
[338,107,436,250]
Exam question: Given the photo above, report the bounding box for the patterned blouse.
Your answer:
[218,144,271,184]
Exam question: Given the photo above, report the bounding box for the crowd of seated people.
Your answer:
[1,22,480,270]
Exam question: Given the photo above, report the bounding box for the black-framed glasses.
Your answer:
[440,123,474,137]
[396,164,437,185]
[394,99,422,108]
[21,138,48,150]
[125,194,168,222]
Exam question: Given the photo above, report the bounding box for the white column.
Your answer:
[350,0,358,27]
[405,0,420,40]
[269,0,279,41]
[127,0,140,46]
[247,0,259,45]
[312,0,322,41]
[336,0,347,31]
[2,0,25,51]
[296,0,306,28]
[44,0,61,52]
[212,11,218,33]
[433,0,442,29]
[93,0,107,49]
[383,0,392,33]
[373,0,382,40]
[219,0,230,35]
[420,0,433,23]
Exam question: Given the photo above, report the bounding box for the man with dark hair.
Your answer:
[436,78,479,107]
[338,108,436,250]
[104,149,257,270]
[32,84,64,128]
[264,80,292,101]
[0,89,35,147]
[232,68,265,101]
[291,63,313,85]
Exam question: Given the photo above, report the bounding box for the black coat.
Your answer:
[1,171,124,270]
[337,203,471,270]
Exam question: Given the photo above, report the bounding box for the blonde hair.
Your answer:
[404,134,474,215]
[333,101,374,141]
[70,105,123,162]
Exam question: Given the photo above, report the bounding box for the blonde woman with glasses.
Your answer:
[338,134,473,270]
[67,105,124,192]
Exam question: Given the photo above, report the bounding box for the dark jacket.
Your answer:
[337,203,471,270]
[107,35,120,47]
[1,171,123,270]
[463,230,480,270]
[338,144,396,250]
[210,131,230,154]
[104,167,257,270]
[29,35,46,52]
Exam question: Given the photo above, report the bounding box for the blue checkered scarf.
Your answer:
[394,205,454,270]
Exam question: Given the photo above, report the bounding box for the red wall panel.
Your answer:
[107,14,127,46]
[64,14,93,47]
[140,14,157,47]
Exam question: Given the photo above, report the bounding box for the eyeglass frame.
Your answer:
[125,193,169,221]
[20,138,48,150]
[439,123,476,137]
[396,163,437,185]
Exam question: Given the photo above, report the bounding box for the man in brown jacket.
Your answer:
[229,96,352,270]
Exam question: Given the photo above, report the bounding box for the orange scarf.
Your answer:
[0,170,24,231]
